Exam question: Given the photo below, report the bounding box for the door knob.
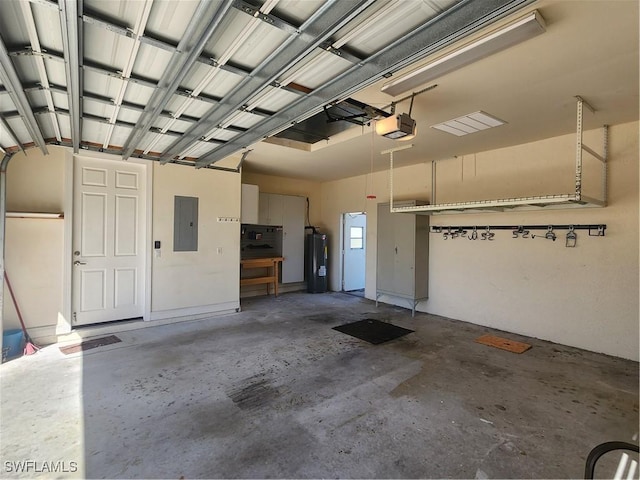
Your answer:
[74,261,87,266]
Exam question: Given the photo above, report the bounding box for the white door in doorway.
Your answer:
[342,213,366,291]
[72,157,146,326]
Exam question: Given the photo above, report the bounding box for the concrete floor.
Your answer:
[1,292,638,479]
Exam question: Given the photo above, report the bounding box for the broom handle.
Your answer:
[4,271,30,340]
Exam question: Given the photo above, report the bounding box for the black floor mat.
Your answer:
[333,319,414,344]
[59,335,121,355]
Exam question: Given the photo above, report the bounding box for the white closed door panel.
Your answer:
[72,157,145,326]
[343,213,366,291]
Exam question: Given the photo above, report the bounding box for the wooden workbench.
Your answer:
[240,257,284,296]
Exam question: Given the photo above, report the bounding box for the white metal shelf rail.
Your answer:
[387,96,608,215]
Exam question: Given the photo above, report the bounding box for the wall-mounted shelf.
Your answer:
[387,97,608,215]
[6,212,64,219]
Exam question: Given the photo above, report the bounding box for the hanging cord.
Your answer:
[364,121,377,210]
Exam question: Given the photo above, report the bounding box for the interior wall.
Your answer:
[6,146,65,213]
[241,171,323,228]
[3,147,66,342]
[151,163,241,317]
[3,218,64,338]
[320,122,639,361]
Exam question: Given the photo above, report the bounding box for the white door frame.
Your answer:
[59,150,152,334]
[341,212,366,292]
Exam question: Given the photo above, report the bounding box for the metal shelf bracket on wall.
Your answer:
[386,97,608,215]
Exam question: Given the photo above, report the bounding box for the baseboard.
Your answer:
[27,324,59,346]
[149,301,240,321]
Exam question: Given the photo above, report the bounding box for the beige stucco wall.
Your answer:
[3,217,64,337]
[320,122,639,361]
[6,147,65,213]
[151,162,241,315]
[3,147,243,337]
[3,147,66,341]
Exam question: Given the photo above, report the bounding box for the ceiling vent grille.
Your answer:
[430,111,506,136]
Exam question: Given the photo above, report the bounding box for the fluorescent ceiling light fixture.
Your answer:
[381,10,546,96]
[431,111,505,136]
[376,113,416,140]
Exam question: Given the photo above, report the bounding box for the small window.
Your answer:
[349,226,363,249]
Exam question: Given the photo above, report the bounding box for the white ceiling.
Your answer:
[0,0,637,182]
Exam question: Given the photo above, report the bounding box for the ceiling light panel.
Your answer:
[431,111,506,136]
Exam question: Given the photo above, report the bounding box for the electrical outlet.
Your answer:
[217,217,240,222]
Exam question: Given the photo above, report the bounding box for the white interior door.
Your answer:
[72,157,146,326]
[342,213,366,291]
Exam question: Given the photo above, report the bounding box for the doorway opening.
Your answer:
[341,212,366,296]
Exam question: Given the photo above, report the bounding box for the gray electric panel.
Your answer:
[174,196,198,251]
[376,201,429,316]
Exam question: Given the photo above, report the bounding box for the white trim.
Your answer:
[67,150,151,326]
[144,161,153,321]
[149,301,240,321]
[61,150,74,333]
[29,324,60,345]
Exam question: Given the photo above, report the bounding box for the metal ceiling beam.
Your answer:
[120,0,236,159]
[59,0,82,151]
[81,10,251,79]
[51,140,237,173]
[195,0,534,167]
[159,0,376,163]
[9,47,160,90]
[11,46,299,105]
[232,0,298,35]
[102,0,154,149]
[20,0,63,142]
[0,38,47,154]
